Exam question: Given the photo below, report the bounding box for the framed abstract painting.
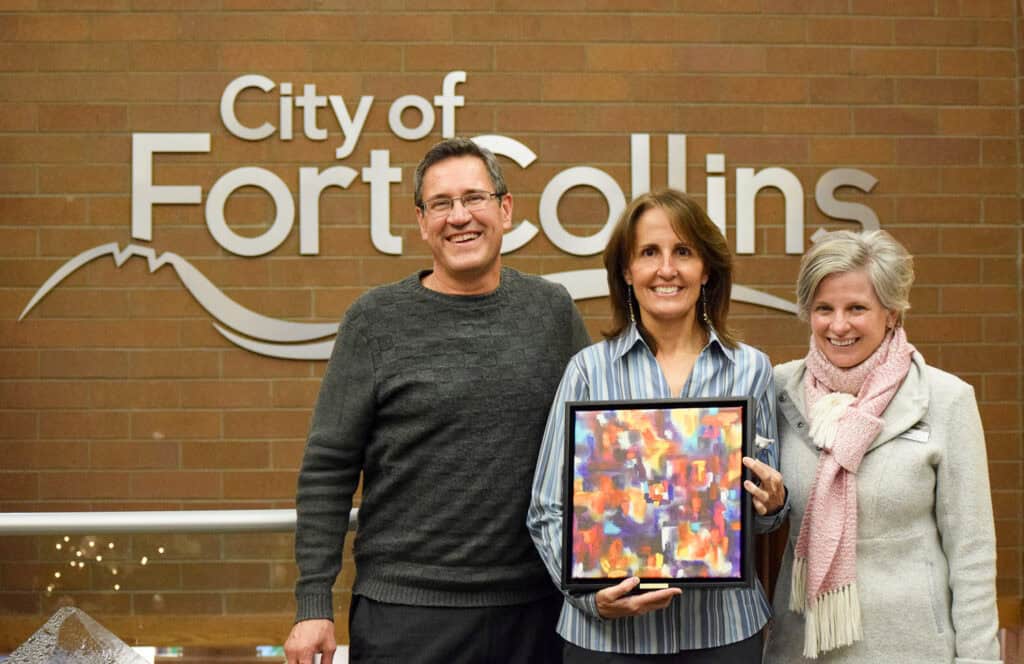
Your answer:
[562,397,754,593]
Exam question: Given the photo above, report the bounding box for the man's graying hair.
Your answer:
[413,137,507,208]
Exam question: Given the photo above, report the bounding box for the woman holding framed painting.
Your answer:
[528,188,788,663]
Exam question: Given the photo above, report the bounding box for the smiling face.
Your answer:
[415,155,512,294]
[624,206,708,330]
[810,269,897,369]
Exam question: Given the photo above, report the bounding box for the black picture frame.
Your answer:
[562,396,754,593]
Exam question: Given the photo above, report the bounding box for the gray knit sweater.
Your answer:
[294,268,590,622]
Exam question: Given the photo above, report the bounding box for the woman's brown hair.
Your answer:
[602,188,738,352]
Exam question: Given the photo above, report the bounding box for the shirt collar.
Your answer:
[612,323,735,364]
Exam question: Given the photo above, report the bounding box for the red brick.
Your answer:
[980,196,1019,225]
[38,165,128,194]
[224,0,308,7]
[939,227,1017,254]
[91,13,180,40]
[181,561,270,589]
[311,44,402,72]
[224,590,293,613]
[766,46,851,75]
[38,350,130,379]
[220,43,311,72]
[983,374,1020,402]
[808,16,892,45]
[895,77,979,105]
[35,43,130,72]
[15,14,91,42]
[133,592,222,614]
[90,441,179,469]
[0,166,35,194]
[131,351,220,379]
[0,472,39,500]
[854,48,937,75]
[270,440,305,471]
[0,440,90,467]
[851,0,935,15]
[39,0,129,8]
[720,15,805,43]
[39,411,129,439]
[496,45,585,72]
[938,48,1015,77]
[181,441,270,469]
[0,350,39,381]
[975,20,1014,46]
[893,18,978,46]
[940,167,1016,194]
[763,107,850,134]
[221,349,315,379]
[403,44,493,72]
[764,0,846,11]
[808,137,894,164]
[358,13,451,41]
[133,42,220,72]
[132,411,220,440]
[939,0,1013,17]
[0,44,39,73]
[0,103,36,131]
[177,12,280,41]
[896,137,979,165]
[853,107,938,134]
[539,73,629,102]
[980,257,1019,284]
[38,471,131,499]
[809,77,893,104]
[223,471,296,499]
[223,410,309,439]
[941,286,1017,314]
[131,470,220,499]
[980,139,1016,165]
[938,108,1015,137]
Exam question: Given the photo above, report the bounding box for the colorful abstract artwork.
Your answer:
[568,403,746,582]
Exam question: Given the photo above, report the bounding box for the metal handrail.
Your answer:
[0,508,359,535]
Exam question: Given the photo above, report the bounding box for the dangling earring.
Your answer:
[626,284,636,325]
[701,284,711,327]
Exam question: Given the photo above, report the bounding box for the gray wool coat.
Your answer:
[764,352,1002,664]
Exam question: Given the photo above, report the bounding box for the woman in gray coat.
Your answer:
[765,230,1001,663]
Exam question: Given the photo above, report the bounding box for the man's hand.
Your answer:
[595,576,682,619]
[284,618,336,664]
[742,456,785,516]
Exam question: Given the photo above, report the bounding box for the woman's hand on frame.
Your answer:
[742,456,786,516]
[595,576,682,619]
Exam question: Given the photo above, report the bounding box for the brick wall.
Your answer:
[0,0,1020,650]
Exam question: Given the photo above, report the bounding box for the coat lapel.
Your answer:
[777,353,929,456]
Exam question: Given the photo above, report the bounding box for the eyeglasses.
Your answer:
[421,192,502,217]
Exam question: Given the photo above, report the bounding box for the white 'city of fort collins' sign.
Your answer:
[20,71,881,360]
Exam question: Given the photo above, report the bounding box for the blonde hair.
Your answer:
[796,230,914,325]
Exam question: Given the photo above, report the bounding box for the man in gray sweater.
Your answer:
[284,137,590,664]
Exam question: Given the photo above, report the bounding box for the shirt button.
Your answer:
[796,422,805,429]
[779,394,787,402]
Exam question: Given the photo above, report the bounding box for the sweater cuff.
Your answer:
[295,593,335,624]
[953,659,1003,664]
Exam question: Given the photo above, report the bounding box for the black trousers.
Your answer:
[348,593,563,664]
[562,631,763,664]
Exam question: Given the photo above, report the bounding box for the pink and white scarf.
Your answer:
[790,327,915,658]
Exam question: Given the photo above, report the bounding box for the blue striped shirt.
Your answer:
[527,324,788,654]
